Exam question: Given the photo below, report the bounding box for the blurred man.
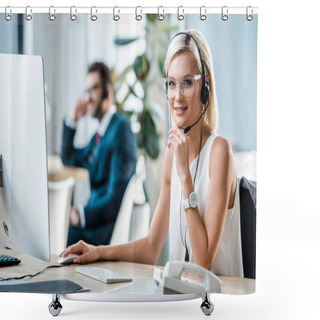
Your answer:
[61,62,137,246]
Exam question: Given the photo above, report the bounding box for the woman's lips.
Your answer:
[174,106,188,116]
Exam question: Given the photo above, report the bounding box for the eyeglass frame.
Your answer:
[85,82,103,95]
[162,74,202,99]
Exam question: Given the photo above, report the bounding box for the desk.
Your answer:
[0,249,255,296]
[48,155,89,182]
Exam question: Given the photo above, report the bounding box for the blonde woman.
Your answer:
[60,29,243,278]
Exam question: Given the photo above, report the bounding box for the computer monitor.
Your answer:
[0,53,50,261]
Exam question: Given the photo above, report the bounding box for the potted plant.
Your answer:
[113,15,178,203]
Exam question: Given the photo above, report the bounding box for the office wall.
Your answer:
[0,19,20,53]
[22,14,117,155]
[186,15,257,152]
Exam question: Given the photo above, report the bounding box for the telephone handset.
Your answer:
[153,261,221,294]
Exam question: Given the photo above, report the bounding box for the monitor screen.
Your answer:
[0,53,50,261]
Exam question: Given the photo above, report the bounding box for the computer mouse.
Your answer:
[57,254,79,264]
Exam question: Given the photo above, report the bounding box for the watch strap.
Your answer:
[183,198,190,210]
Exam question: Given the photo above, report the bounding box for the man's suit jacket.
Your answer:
[61,112,137,245]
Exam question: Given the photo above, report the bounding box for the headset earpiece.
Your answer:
[102,85,109,99]
[201,81,210,106]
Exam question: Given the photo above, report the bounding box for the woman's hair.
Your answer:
[164,29,219,134]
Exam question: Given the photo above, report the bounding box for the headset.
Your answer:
[92,64,109,121]
[102,85,109,100]
[164,31,210,134]
[101,73,109,100]
[87,62,110,101]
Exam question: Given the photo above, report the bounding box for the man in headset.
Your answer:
[61,62,137,246]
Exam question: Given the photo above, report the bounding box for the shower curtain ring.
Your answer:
[25,6,32,21]
[113,6,120,21]
[49,6,56,21]
[158,6,165,21]
[177,6,184,21]
[90,6,97,21]
[70,6,77,21]
[246,6,253,21]
[5,6,12,21]
[200,6,207,21]
[135,6,142,21]
[221,6,228,21]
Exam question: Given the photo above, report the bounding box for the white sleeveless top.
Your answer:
[169,133,244,277]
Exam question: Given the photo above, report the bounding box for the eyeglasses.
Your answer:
[162,74,202,99]
[86,83,102,95]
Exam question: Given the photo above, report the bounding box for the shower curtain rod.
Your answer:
[0,6,258,15]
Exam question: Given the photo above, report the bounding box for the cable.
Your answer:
[0,265,64,282]
[179,108,206,261]
[193,110,204,187]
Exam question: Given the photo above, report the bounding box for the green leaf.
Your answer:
[114,65,133,91]
[120,78,138,106]
[158,55,165,74]
[115,65,132,84]
[128,84,139,98]
[114,37,140,46]
[140,109,160,159]
[133,54,150,81]
[146,14,158,24]
[143,181,149,203]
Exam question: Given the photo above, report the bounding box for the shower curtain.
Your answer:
[0,5,258,317]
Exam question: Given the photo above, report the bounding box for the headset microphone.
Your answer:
[183,104,208,134]
[183,83,210,134]
[183,102,209,134]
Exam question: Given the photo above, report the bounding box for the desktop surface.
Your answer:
[47,154,89,182]
[0,248,255,296]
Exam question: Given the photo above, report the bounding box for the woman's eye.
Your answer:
[182,79,193,86]
[168,81,176,87]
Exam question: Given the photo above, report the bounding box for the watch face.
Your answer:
[189,192,198,208]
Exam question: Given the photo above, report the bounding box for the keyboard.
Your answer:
[0,254,21,267]
[76,267,132,284]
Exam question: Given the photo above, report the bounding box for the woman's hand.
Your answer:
[168,125,190,178]
[59,240,100,264]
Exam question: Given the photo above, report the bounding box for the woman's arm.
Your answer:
[60,147,174,265]
[184,137,236,270]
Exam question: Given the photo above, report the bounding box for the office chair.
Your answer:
[109,175,137,246]
[48,177,75,254]
[239,176,257,279]
[129,202,150,242]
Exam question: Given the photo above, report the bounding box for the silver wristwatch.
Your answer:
[183,191,198,210]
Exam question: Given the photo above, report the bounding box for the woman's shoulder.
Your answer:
[211,135,232,153]
[209,135,233,169]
